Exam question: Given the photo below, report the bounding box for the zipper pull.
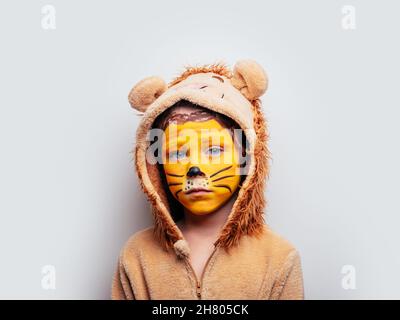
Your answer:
[196,281,201,299]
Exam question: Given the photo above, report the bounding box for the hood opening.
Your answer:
[151,100,250,225]
[136,100,269,257]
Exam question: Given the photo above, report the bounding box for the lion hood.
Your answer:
[128,60,270,259]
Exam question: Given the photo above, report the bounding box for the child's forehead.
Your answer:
[163,120,235,146]
[164,119,228,135]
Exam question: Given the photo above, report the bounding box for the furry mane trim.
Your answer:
[168,62,232,87]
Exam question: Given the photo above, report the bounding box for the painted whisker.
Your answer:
[209,166,232,178]
[175,189,182,198]
[168,183,182,186]
[211,175,235,183]
[166,173,184,177]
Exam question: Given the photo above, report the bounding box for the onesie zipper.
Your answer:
[186,245,218,300]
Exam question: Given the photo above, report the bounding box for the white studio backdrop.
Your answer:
[0,0,399,299]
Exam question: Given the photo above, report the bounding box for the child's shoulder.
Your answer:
[119,226,157,258]
[125,226,154,247]
[127,226,155,243]
[256,225,301,264]
[261,225,297,251]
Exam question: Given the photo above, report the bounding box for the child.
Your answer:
[112,60,304,299]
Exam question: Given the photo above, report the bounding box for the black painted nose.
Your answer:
[187,166,204,177]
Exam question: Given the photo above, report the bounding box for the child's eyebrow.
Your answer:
[165,136,188,150]
[200,135,229,146]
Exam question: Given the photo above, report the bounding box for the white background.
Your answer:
[0,0,399,299]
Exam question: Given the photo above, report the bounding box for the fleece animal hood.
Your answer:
[112,60,304,300]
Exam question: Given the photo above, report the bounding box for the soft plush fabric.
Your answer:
[112,60,304,300]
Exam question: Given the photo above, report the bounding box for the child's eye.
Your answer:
[205,146,223,157]
[168,149,187,161]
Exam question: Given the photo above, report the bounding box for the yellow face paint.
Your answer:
[162,119,241,215]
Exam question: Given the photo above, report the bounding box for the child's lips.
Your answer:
[184,187,211,195]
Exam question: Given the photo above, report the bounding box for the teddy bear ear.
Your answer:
[231,60,268,100]
[128,76,167,112]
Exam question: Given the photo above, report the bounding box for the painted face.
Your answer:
[162,119,241,215]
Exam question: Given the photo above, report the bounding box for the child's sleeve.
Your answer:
[111,254,135,300]
[273,249,305,300]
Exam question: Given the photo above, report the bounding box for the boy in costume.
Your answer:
[112,60,304,299]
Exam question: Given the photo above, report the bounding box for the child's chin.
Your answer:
[185,202,223,216]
